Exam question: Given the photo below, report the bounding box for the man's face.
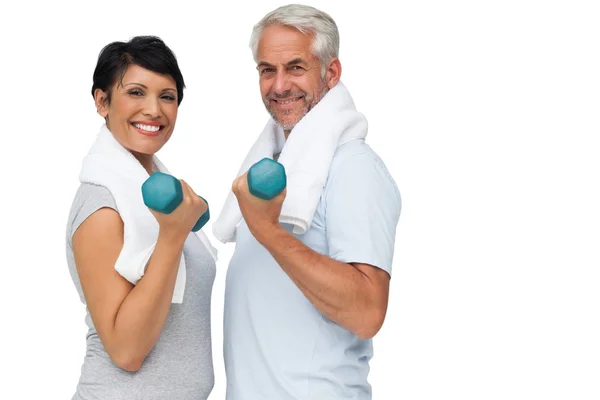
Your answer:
[256,24,329,131]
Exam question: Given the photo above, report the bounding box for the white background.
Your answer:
[1,0,599,399]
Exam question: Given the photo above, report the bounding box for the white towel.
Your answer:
[212,81,368,243]
[79,124,218,303]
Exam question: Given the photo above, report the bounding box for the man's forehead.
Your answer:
[258,25,313,50]
[257,41,317,65]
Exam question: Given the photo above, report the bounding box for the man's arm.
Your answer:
[232,153,400,339]
[253,224,390,340]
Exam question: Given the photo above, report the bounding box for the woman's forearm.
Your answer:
[107,231,187,370]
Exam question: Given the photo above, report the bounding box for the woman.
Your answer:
[65,36,216,399]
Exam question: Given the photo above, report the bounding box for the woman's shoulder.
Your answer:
[66,183,118,245]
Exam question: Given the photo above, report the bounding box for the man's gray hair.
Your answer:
[249,4,340,77]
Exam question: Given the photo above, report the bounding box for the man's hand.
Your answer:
[231,171,287,242]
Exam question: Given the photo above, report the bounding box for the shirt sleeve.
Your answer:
[325,152,401,277]
[69,183,118,245]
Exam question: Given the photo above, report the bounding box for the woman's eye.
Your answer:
[128,89,143,96]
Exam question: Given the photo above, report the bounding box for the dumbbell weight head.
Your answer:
[191,199,210,232]
[247,158,287,200]
[142,172,210,232]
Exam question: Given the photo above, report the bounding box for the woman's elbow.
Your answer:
[115,357,143,372]
[109,348,145,372]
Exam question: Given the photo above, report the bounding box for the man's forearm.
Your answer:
[253,224,384,338]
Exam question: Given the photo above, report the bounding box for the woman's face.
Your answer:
[95,64,179,160]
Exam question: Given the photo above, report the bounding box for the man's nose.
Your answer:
[272,69,292,94]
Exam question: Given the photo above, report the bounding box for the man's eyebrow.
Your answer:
[257,58,308,69]
[257,61,275,69]
[286,58,306,66]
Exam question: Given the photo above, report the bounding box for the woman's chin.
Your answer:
[130,141,166,157]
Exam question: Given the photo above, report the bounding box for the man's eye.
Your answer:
[261,68,274,75]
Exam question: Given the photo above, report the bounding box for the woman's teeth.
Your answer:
[133,123,161,132]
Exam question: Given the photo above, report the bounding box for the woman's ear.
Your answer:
[93,88,110,118]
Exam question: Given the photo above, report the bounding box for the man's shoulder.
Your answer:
[329,140,393,181]
[325,139,400,202]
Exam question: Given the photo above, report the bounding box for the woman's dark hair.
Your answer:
[91,36,185,105]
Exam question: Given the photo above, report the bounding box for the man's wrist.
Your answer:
[252,220,286,246]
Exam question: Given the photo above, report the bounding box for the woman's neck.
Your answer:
[132,151,154,175]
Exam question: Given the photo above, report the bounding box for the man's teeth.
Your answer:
[134,123,161,132]
[278,98,299,104]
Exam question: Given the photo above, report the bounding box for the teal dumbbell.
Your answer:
[247,158,287,200]
[141,172,210,232]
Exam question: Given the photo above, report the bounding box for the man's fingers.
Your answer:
[232,173,247,194]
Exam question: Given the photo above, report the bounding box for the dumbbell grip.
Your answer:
[149,193,209,232]
[142,172,210,232]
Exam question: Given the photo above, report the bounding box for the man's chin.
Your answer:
[274,118,299,131]
[271,111,305,131]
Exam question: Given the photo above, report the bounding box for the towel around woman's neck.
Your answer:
[212,81,368,243]
[79,124,218,303]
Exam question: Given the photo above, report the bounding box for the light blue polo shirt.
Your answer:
[223,139,401,400]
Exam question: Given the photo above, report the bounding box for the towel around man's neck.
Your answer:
[79,124,218,303]
[212,81,368,243]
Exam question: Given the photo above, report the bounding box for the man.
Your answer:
[212,4,401,399]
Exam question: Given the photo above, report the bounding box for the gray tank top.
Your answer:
[65,183,216,400]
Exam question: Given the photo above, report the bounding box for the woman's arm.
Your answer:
[72,181,205,372]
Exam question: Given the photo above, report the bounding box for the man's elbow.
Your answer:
[354,307,387,340]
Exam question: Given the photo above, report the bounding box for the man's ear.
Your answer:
[325,57,342,89]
